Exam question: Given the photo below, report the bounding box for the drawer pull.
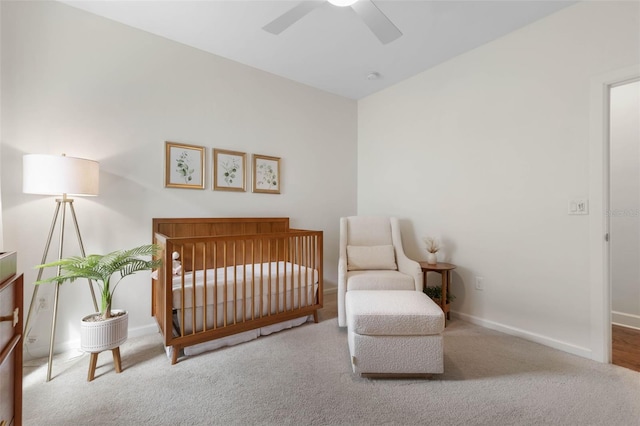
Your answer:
[0,308,19,327]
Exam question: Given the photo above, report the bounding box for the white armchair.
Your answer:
[338,216,422,327]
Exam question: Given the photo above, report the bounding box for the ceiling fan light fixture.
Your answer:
[263,0,401,45]
[328,0,359,7]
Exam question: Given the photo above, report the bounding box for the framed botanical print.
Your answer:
[165,141,205,189]
[213,148,246,192]
[252,154,280,194]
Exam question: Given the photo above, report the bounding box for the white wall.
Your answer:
[610,80,640,329]
[1,1,357,357]
[358,1,640,358]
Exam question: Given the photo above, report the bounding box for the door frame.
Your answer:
[589,65,640,363]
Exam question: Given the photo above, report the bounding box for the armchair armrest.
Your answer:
[396,255,423,292]
[390,217,423,292]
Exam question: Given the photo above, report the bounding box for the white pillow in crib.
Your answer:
[347,245,397,271]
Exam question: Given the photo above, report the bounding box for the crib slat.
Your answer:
[308,234,313,308]
[213,242,218,330]
[202,243,208,332]
[286,237,291,311]
[269,239,272,315]
[297,236,302,310]
[275,238,280,315]
[232,240,237,325]
[304,235,308,307]
[223,242,228,327]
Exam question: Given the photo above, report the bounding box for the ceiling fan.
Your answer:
[262,0,402,45]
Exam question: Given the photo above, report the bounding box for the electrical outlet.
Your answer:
[27,336,37,344]
[38,298,48,310]
[475,276,484,291]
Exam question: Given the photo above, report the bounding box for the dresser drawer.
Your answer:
[0,273,23,426]
[0,350,16,426]
[0,277,19,351]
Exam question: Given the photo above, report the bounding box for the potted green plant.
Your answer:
[35,244,161,352]
[423,285,456,304]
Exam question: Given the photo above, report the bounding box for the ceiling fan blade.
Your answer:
[351,0,402,44]
[262,1,325,35]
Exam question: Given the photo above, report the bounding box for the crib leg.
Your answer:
[313,310,319,323]
[171,346,179,365]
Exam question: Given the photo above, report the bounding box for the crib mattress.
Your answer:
[172,261,318,334]
[172,261,318,308]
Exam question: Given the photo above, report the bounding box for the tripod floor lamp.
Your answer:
[23,153,100,382]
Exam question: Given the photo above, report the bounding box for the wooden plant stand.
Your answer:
[87,347,122,382]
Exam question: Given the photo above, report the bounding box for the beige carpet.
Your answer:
[23,316,640,425]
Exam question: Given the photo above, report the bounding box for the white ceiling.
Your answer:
[62,0,575,99]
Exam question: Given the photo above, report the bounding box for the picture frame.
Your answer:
[252,154,281,194]
[165,141,205,189]
[213,148,246,192]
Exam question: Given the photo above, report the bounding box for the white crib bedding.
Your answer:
[172,261,319,334]
[179,315,313,357]
[172,261,318,308]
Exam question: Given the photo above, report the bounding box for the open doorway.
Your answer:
[609,79,640,372]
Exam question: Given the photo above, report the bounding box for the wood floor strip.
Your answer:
[612,324,640,372]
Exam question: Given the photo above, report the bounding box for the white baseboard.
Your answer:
[453,311,593,360]
[23,323,161,361]
[129,323,161,338]
[324,286,337,295]
[612,311,640,330]
[23,338,81,361]
[26,308,601,363]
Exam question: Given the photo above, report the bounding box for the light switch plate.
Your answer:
[568,199,589,215]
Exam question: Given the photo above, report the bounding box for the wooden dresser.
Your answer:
[0,273,23,426]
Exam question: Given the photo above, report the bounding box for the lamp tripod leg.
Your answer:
[46,282,61,382]
[23,201,62,341]
[45,199,69,382]
[68,201,98,312]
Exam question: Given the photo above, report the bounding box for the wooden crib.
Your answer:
[152,217,323,364]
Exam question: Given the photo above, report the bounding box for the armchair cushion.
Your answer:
[347,271,416,291]
[347,245,397,271]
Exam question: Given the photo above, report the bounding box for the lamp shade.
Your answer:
[23,154,99,196]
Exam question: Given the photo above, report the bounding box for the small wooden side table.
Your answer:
[419,262,456,323]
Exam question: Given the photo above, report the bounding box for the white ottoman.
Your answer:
[345,290,444,376]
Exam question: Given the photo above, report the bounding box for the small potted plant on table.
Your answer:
[36,244,161,379]
[422,236,442,265]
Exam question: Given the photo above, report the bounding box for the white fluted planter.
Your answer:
[80,310,128,353]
